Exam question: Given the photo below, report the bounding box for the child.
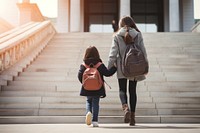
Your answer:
[78,46,116,127]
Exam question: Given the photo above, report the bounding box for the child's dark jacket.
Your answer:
[78,58,116,98]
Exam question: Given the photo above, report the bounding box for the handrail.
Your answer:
[191,21,200,33]
[0,20,56,72]
[0,22,39,44]
[0,22,34,39]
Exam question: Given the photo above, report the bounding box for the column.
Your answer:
[18,0,30,3]
[57,0,69,33]
[17,1,32,25]
[17,0,44,25]
[169,0,180,32]
[182,0,194,32]
[22,0,30,3]
[70,0,81,32]
[0,0,19,26]
[120,0,131,19]
[164,0,169,32]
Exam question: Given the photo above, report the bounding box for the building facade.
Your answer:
[0,0,19,27]
[0,0,195,33]
[57,0,194,33]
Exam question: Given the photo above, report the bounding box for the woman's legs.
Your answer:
[118,78,128,104]
[118,78,137,125]
[118,79,137,111]
[118,78,130,123]
[129,80,137,112]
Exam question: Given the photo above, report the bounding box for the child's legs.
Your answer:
[86,96,92,113]
[92,96,100,122]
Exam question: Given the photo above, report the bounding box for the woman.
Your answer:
[108,16,148,126]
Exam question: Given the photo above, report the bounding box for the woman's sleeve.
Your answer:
[108,36,119,69]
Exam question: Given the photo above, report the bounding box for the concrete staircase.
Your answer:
[0,32,200,124]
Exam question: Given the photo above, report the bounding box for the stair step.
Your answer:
[148,86,200,92]
[0,97,42,103]
[0,90,149,97]
[1,108,200,116]
[1,103,200,109]
[0,108,158,116]
[0,97,153,103]
[156,103,200,109]
[1,32,200,124]
[153,97,200,103]
[151,92,200,97]
[0,115,200,124]
[0,103,155,109]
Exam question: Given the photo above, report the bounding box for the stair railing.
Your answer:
[0,21,56,73]
[191,20,200,33]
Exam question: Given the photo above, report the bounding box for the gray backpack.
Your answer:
[117,34,149,77]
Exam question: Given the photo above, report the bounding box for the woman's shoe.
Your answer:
[85,112,92,125]
[130,112,135,126]
[122,104,130,123]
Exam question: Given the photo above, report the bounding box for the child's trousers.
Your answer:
[86,96,100,122]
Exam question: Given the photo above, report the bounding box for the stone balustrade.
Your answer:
[17,3,45,25]
[0,21,56,73]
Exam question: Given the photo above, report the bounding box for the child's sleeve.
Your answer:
[78,64,85,83]
[100,64,117,77]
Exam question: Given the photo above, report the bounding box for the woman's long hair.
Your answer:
[119,16,140,44]
[83,46,100,61]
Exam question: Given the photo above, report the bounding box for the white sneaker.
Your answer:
[92,121,99,127]
[85,112,92,125]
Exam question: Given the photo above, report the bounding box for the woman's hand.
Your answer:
[113,63,117,67]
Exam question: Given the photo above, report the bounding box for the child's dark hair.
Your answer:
[119,16,140,44]
[84,46,100,60]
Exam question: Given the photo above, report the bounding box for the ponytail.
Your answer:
[124,26,133,44]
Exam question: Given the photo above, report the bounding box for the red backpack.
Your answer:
[82,62,103,91]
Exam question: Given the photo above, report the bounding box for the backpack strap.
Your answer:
[82,62,111,89]
[82,63,89,68]
[82,62,102,68]
[94,62,102,68]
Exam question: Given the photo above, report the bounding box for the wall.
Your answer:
[181,0,195,32]
[56,0,69,32]
[0,0,19,27]
[0,18,14,34]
